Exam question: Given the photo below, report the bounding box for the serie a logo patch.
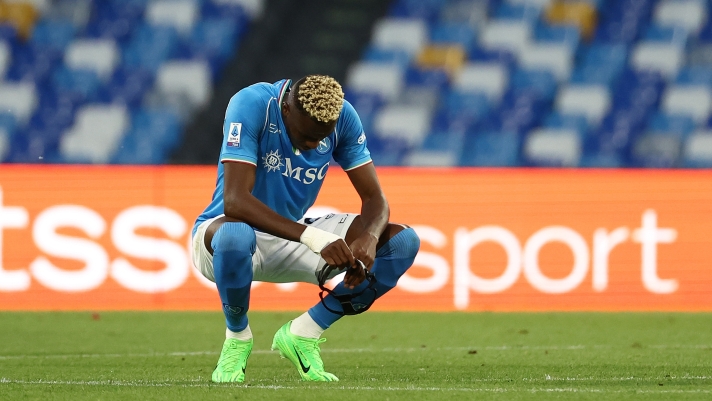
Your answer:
[227,122,242,147]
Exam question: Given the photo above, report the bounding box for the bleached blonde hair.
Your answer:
[295,75,344,124]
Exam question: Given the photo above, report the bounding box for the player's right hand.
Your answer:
[320,239,362,289]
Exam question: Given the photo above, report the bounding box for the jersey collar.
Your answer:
[277,79,292,112]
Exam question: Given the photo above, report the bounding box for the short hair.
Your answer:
[293,75,344,124]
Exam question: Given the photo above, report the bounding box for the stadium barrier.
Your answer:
[0,165,710,311]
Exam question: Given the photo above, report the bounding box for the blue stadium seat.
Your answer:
[122,24,179,72]
[365,134,411,166]
[459,131,521,167]
[389,0,446,23]
[642,25,688,47]
[675,66,712,86]
[113,108,181,164]
[344,90,385,134]
[544,112,589,136]
[647,113,696,138]
[30,20,75,52]
[534,24,580,50]
[98,67,154,109]
[405,66,450,89]
[509,68,557,99]
[494,2,540,23]
[467,45,517,70]
[434,90,490,133]
[6,45,63,85]
[362,46,412,68]
[430,22,477,48]
[51,67,101,103]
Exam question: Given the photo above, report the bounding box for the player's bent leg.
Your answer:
[211,221,256,382]
[308,223,420,329]
[271,321,339,382]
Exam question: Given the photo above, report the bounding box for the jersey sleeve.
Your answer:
[332,100,372,171]
[220,86,268,165]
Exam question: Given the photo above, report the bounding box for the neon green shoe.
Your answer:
[211,338,253,383]
[271,321,339,382]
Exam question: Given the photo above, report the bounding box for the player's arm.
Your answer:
[223,161,356,270]
[345,162,389,270]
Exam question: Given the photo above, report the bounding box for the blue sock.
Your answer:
[308,227,420,329]
[212,222,256,332]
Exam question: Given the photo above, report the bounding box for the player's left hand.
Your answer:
[349,233,378,270]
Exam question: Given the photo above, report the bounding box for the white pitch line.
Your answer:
[0,344,709,360]
[1,378,711,394]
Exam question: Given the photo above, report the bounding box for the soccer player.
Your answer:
[191,75,420,382]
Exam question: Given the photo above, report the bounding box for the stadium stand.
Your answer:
[0,0,711,168]
[344,0,712,167]
[0,0,255,163]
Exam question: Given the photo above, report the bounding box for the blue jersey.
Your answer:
[193,79,372,236]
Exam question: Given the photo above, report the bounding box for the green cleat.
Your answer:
[211,338,253,383]
[271,321,339,382]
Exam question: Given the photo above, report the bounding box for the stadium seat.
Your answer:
[647,113,696,137]
[60,104,129,163]
[453,62,509,104]
[0,40,9,79]
[49,0,92,30]
[630,43,684,79]
[346,62,404,101]
[389,0,446,23]
[0,81,37,126]
[510,68,557,99]
[459,131,521,167]
[146,0,198,36]
[100,67,154,109]
[211,0,265,19]
[373,104,432,146]
[676,66,712,86]
[480,20,531,57]
[438,0,489,28]
[122,24,179,72]
[543,112,589,136]
[371,18,428,56]
[682,130,712,167]
[403,149,458,166]
[414,45,466,75]
[518,43,573,82]
[1,1,38,39]
[435,89,490,132]
[29,19,75,51]
[660,86,712,124]
[555,85,611,127]
[51,67,101,103]
[64,39,120,81]
[533,24,581,49]
[643,25,689,47]
[544,0,597,40]
[112,108,182,164]
[654,0,706,34]
[430,22,477,49]
[154,60,212,113]
[362,46,412,67]
[494,2,542,22]
[631,132,682,167]
[0,124,8,161]
[523,128,582,167]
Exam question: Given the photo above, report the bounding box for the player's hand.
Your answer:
[349,233,379,270]
[320,238,356,272]
[343,260,367,289]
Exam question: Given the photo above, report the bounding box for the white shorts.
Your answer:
[191,213,357,285]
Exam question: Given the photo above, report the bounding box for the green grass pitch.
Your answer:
[1,311,711,400]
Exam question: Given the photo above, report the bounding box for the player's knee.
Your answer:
[377,227,419,259]
[211,222,256,257]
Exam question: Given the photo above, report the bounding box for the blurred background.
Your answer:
[0,0,711,168]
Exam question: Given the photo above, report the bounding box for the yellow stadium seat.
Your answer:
[415,45,466,76]
[546,1,598,40]
[0,2,38,40]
